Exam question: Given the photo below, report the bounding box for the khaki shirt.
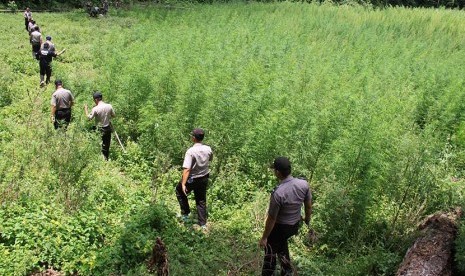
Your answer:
[88,101,115,128]
[30,31,41,44]
[51,88,74,110]
[24,11,32,19]
[41,41,55,52]
[182,143,213,178]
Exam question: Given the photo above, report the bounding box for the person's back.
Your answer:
[52,88,73,110]
[270,176,310,225]
[30,27,42,59]
[42,36,56,52]
[30,29,41,44]
[51,80,74,129]
[28,22,34,33]
[90,101,115,128]
[38,44,56,62]
[24,8,32,31]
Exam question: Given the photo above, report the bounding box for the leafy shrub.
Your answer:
[456,216,465,274]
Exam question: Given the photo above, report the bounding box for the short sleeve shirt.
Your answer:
[41,41,55,52]
[30,31,41,44]
[87,101,115,128]
[182,143,213,178]
[24,11,32,19]
[51,88,74,110]
[267,176,311,225]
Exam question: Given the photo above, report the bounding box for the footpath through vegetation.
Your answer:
[1,2,465,275]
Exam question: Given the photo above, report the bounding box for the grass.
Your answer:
[1,2,465,275]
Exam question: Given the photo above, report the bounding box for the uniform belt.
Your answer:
[192,174,209,180]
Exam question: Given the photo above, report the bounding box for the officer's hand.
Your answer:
[182,183,187,196]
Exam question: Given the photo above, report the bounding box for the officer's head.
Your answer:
[54,79,63,87]
[93,91,103,102]
[271,157,291,178]
[190,128,205,142]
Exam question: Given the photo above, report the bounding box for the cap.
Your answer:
[270,157,291,173]
[93,91,103,99]
[46,36,52,41]
[54,79,62,86]
[190,128,205,140]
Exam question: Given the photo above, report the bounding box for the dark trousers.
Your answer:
[262,222,300,276]
[175,175,209,226]
[25,18,29,31]
[32,43,40,55]
[40,62,52,83]
[100,126,112,160]
[54,109,71,129]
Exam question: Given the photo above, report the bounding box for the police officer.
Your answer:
[24,7,32,31]
[175,128,213,229]
[259,157,312,276]
[84,92,116,160]
[42,36,56,52]
[50,80,74,129]
[37,42,57,87]
[30,26,42,59]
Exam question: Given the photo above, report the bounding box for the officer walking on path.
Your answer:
[23,7,32,31]
[259,157,312,276]
[42,35,56,52]
[175,128,213,230]
[37,42,57,87]
[50,80,74,129]
[84,92,116,160]
[30,25,42,59]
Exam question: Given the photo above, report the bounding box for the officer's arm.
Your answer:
[181,167,191,196]
[261,214,276,240]
[304,198,312,225]
[50,104,56,122]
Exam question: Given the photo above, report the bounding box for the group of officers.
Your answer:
[177,129,312,276]
[24,6,312,276]
[24,9,115,160]
[50,79,116,161]
[24,7,62,87]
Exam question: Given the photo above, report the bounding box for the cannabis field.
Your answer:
[1,2,465,275]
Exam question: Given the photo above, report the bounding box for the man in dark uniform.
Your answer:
[175,128,213,230]
[259,157,312,276]
[36,42,57,87]
[50,80,74,129]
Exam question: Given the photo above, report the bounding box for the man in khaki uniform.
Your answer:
[50,80,74,129]
[24,8,32,31]
[175,128,213,229]
[30,25,42,59]
[84,92,116,160]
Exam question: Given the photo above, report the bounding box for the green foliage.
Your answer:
[1,3,465,275]
[456,217,465,274]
